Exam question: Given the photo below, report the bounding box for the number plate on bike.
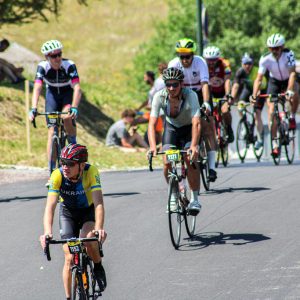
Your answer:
[48,114,58,125]
[67,241,83,254]
[165,150,180,162]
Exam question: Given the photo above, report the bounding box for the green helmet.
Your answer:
[175,38,197,53]
[41,40,63,55]
[267,33,285,48]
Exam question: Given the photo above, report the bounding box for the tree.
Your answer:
[0,0,87,25]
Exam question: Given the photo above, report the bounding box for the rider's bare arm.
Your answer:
[71,83,82,108]
[191,116,201,148]
[201,81,210,102]
[224,74,231,95]
[43,194,58,236]
[31,81,43,109]
[92,190,105,231]
[252,73,264,98]
[148,116,158,153]
[287,67,296,92]
[231,82,239,101]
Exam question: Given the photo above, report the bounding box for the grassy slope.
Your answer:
[0,0,168,169]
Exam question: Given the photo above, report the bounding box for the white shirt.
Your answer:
[168,55,209,91]
[258,50,295,81]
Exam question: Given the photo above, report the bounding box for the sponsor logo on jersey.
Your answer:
[61,189,86,196]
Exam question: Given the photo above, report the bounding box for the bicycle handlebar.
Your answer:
[259,93,286,100]
[44,233,104,261]
[31,111,70,128]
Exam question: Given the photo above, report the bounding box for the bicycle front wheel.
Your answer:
[199,140,210,191]
[168,177,183,250]
[270,117,282,166]
[49,135,61,175]
[183,185,196,237]
[284,129,295,164]
[71,268,87,300]
[236,119,248,163]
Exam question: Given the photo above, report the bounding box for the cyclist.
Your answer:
[251,33,299,156]
[39,143,107,300]
[203,46,234,143]
[148,67,202,213]
[28,40,82,173]
[168,38,217,182]
[231,53,267,149]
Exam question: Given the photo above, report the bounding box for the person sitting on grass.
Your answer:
[105,109,148,152]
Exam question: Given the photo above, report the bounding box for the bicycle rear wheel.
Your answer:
[199,140,210,191]
[270,117,282,165]
[49,135,61,175]
[220,123,229,167]
[236,119,248,163]
[284,129,295,164]
[168,177,183,249]
[71,268,87,300]
[183,185,196,237]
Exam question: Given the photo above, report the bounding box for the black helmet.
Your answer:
[162,67,184,82]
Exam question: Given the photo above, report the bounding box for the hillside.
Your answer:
[0,0,168,168]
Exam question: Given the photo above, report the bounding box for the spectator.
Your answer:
[105,109,148,152]
[0,38,25,84]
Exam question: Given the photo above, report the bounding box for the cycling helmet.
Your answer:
[41,40,63,55]
[162,67,184,82]
[203,46,220,59]
[175,38,197,53]
[61,143,88,162]
[241,53,253,64]
[267,33,285,48]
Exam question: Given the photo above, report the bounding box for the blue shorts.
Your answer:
[45,88,73,127]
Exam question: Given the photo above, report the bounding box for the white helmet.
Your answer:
[203,46,221,59]
[267,33,285,48]
[41,40,63,55]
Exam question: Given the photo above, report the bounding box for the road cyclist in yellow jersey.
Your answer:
[39,143,107,300]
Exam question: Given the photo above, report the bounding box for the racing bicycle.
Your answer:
[44,234,104,299]
[262,93,296,165]
[212,98,229,167]
[33,111,69,175]
[236,100,264,163]
[148,148,197,249]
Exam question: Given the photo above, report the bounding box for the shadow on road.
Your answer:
[179,231,271,250]
[207,186,270,195]
[104,192,140,198]
[0,195,45,203]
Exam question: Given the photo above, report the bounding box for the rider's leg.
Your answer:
[62,244,73,298]
[62,104,77,144]
[255,108,264,141]
[221,102,234,143]
[202,117,217,180]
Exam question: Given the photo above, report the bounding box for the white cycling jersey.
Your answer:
[258,49,296,81]
[168,56,209,91]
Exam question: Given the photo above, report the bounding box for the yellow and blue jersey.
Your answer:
[48,164,102,209]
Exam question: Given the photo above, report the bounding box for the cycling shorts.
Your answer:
[45,88,73,127]
[239,87,265,110]
[267,77,288,95]
[162,122,192,151]
[59,204,95,239]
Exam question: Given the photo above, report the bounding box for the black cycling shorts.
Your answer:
[162,122,192,151]
[59,204,95,239]
[45,88,73,127]
[239,87,265,110]
[267,77,288,95]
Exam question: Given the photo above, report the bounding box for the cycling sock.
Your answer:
[67,135,77,144]
[191,190,199,202]
[208,151,216,170]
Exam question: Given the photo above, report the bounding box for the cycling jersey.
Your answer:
[34,58,80,94]
[48,164,102,209]
[168,56,209,91]
[151,87,200,128]
[258,49,295,81]
[207,58,231,96]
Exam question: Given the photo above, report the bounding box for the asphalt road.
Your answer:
[0,160,300,300]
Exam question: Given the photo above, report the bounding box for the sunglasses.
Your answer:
[166,82,180,88]
[179,54,192,60]
[60,159,77,167]
[49,52,62,59]
[269,47,280,51]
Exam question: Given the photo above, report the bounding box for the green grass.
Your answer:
[0,0,168,169]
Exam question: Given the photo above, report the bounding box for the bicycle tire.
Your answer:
[199,140,210,191]
[168,176,183,249]
[284,129,295,164]
[183,185,196,237]
[270,115,282,165]
[71,268,87,300]
[220,122,229,167]
[49,135,61,175]
[236,119,248,163]
[215,148,220,168]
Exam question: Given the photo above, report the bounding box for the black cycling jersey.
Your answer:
[34,58,80,94]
